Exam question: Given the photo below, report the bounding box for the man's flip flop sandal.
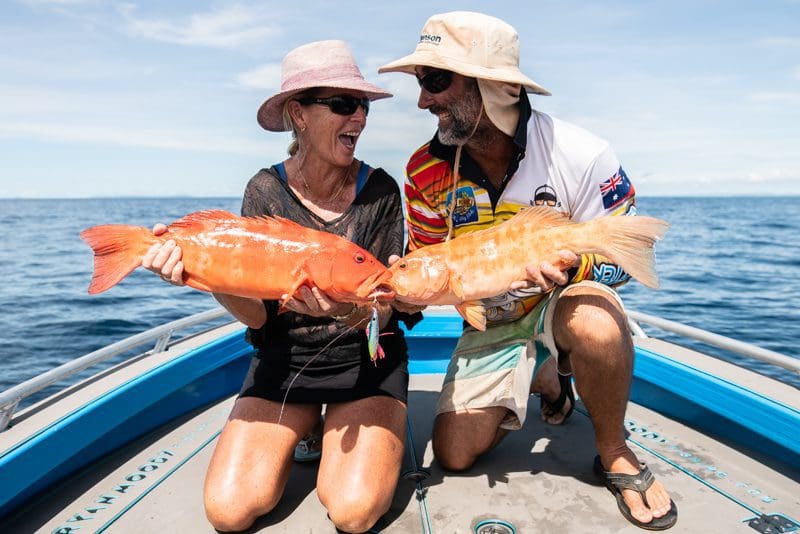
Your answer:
[540,372,575,424]
[593,455,678,530]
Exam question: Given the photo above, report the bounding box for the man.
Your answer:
[380,11,677,530]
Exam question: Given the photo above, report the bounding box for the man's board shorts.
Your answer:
[435,280,624,430]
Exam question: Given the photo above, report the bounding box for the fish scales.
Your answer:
[81,209,394,305]
[390,206,668,330]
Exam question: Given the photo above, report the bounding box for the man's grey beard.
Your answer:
[437,81,483,146]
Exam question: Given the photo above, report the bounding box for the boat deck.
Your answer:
[1,316,799,533]
[4,374,799,533]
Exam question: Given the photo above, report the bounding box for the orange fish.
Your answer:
[389,207,668,330]
[81,209,394,304]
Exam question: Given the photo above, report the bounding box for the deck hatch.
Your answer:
[748,513,800,533]
[473,518,517,534]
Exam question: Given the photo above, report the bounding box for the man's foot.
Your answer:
[539,372,575,425]
[294,419,323,463]
[531,358,574,425]
[594,454,677,530]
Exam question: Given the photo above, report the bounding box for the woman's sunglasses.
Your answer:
[296,95,370,116]
[416,69,454,94]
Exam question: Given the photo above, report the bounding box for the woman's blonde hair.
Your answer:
[282,102,300,156]
[282,89,319,156]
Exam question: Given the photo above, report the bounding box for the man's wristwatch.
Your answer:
[332,304,360,322]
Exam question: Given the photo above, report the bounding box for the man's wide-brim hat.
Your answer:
[378,11,550,96]
[257,40,392,132]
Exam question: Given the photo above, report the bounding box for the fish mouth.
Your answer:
[367,283,395,301]
[358,271,395,302]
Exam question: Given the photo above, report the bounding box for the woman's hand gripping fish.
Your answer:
[388,207,668,331]
[81,209,395,306]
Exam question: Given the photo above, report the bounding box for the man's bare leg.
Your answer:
[432,407,510,471]
[552,286,673,524]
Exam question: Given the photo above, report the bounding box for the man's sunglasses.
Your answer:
[296,95,370,116]
[416,69,453,94]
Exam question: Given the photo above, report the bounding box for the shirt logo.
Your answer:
[446,186,478,226]
[600,167,634,210]
[593,262,631,285]
[531,184,560,208]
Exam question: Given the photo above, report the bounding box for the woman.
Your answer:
[143,40,408,533]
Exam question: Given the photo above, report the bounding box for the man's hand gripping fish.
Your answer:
[389,207,668,330]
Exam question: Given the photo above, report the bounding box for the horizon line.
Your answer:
[1,193,799,201]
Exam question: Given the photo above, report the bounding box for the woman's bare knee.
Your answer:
[204,476,284,531]
[325,492,388,533]
[204,497,260,532]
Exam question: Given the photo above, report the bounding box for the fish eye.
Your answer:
[398,262,407,269]
[354,253,365,263]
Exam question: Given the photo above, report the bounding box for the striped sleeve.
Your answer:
[404,144,452,251]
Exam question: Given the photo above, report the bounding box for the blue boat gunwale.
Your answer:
[0,329,252,518]
[1,313,798,520]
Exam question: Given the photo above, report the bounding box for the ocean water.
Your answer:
[1,197,798,410]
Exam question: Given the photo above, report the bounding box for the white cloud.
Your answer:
[18,0,96,5]
[0,120,270,155]
[237,63,282,90]
[749,91,800,103]
[746,167,799,183]
[758,36,800,48]
[0,84,98,115]
[122,4,282,49]
[641,167,799,186]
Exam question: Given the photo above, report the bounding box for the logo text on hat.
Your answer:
[419,34,441,45]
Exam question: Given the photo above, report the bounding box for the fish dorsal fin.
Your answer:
[455,301,487,331]
[506,206,574,229]
[263,214,307,230]
[445,207,574,245]
[169,209,240,228]
[169,210,309,232]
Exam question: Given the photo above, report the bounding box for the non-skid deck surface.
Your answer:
[5,374,799,533]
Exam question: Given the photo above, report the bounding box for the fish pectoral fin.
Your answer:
[279,270,311,313]
[187,279,212,292]
[455,301,487,332]
[449,272,465,300]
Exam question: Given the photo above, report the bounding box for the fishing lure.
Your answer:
[366,305,385,363]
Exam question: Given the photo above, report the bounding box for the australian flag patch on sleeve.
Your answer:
[599,167,634,210]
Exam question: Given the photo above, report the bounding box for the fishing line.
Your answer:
[277,311,371,424]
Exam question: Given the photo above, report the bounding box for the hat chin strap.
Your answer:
[445,101,484,242]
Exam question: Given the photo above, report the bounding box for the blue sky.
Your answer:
[1,0,798,198]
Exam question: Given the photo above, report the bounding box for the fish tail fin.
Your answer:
[80,224,154,294]
[590,216,669,288]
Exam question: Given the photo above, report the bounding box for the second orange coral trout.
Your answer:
[80,209,395,304]
[389,207,668,331]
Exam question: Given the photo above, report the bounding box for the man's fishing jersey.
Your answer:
[404,92,637,324]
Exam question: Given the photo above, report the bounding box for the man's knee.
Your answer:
[433,443,477,471]
[432,411,507,471]
[432,415,473,470]
[554,288,630,347]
